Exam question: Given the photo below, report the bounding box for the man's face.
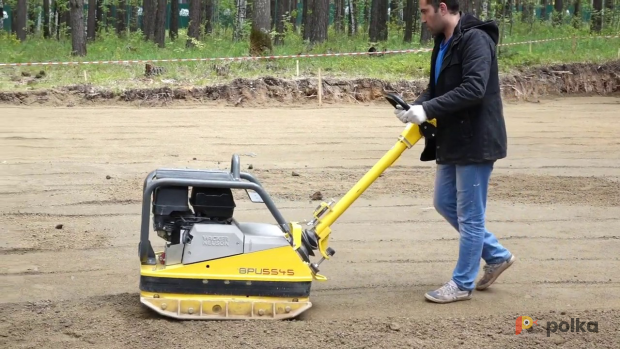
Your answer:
[419,0,448,35]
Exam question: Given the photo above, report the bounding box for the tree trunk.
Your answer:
[308,0,328,43]
[348,0,357,35]
[233,0,246,40]
[69,0,87,56]
[53,0,59,39]
[170,0,179,39]
[274,0,287,44]
[335,0,345,32]
[204,0,214,34]
[458,0,473,13]
[96,0,103,32]
[302,0,311,40]
[143,0,156,40]
[403,0,413,42]
[43,0,51,38]
[11,2,17,34]
[591,0,602,32]
[554,0,563,15]
[363,0,369,34]
[117,0,127,37]
[130,5,139,32]
[270,0,276,28]
[252,0,271,33]
[420,21,431,44]
[154,0,166,47]
[250,0,271,53]
[369,0,388,42]
[87,0,96,40]
[413,0,418,31]
[187,0,202,46]
[28,2,36,34]
[289,0,297,31]
[16,0,27,41]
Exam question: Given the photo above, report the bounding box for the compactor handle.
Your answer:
[231,154,240,180]
[384,93,410,111]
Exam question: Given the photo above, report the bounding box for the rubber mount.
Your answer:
[383,92,436,140]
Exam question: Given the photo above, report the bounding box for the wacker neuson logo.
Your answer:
[516,316,599,337]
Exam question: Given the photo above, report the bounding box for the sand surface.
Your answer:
[1,96,620,348]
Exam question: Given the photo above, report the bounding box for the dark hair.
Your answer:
[429,0,459,14]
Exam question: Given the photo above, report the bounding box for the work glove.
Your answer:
[394,104,427,125]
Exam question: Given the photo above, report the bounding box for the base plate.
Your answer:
[140,296,312,320]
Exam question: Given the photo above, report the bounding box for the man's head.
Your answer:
[419,0,460,35]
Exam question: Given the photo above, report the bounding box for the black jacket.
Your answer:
[415,13,507,165]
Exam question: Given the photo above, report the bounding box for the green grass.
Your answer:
[0,20,618,92]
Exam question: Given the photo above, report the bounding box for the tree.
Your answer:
[87,0,96,40]
[403,0,414,42]
[117,0,127,37]
[170,0,179,39]
[302,0,311,40]
[420,21,431,44]
[154,0,166,47]
[205,0,214,35]
[553,0,563,25]
[274,0,288,45]
[369,0,389,42]
[591,0,603,32]
[96,0,103,32]
[69,0,87,56]
[130,4,139,32]
[43,0,51,38]
[233,0,247,41]
[250,0,271,54]
[187,0,202,47]
[348,0,358,36]
[143,0,156,41]
[335,0,345,32]
[15,0,27,41]
[308,0,329,43]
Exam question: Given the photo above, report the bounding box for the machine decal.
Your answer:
[239,268,295,276]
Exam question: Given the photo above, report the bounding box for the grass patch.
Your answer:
[1,21,618,92]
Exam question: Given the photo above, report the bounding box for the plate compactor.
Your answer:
[138,93,437,320]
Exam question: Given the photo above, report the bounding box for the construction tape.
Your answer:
[0,34,617,67]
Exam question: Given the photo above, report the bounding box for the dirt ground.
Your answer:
[1,96,620,348]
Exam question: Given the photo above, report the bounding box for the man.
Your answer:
[394,0,515,303]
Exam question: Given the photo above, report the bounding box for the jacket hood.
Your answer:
[458,12,499,45]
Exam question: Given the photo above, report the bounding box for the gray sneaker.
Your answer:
[424,280,472,303]
[476,254,516,290]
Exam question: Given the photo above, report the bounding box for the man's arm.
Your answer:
[421,30,494,122]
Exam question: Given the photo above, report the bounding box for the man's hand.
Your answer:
[394,104,428,125]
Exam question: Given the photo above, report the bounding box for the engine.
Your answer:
[151,185,236,245]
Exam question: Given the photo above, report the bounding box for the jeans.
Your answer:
[433,161,511,291]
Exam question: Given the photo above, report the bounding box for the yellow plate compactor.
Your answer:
[138,93,436,320]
